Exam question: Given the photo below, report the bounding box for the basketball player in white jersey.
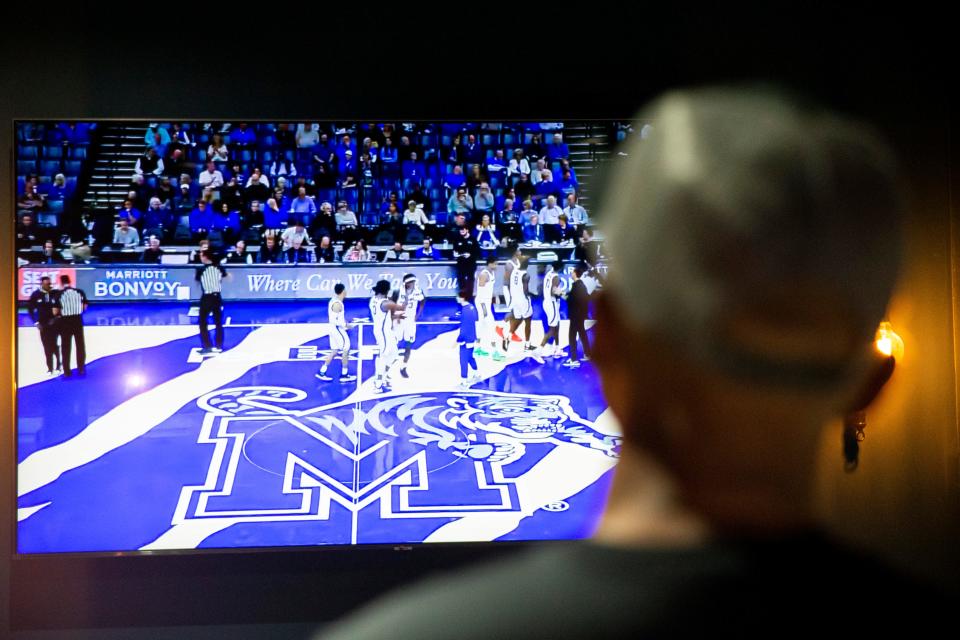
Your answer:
[496,248,524,345]
[395,274,425,378]
[315,283,358,382]
[475,255,505,360]
[505,254,537,353]
[370,279,405,392]
[538,259,567,358]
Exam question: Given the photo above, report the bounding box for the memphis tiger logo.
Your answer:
[170,387,620,526]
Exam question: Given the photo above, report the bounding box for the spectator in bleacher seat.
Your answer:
[226,162,244,184]
[530,158,547,185]
[140,236,164,264]
[199,160,224,191]
[336,134,356,165]
[275,123,296,151]
[539,194,564,228]
[514,171,536,204]
[519,198,538,226]
[574,226,600,267]
[563,193,589,226]
[463,134,483,165]
[245,167,271,188]
[555,213,577,244]
[289,186,318,220]
[17,186,44,213]
[508,148,531,183]
[495,187,517,213]
[522,212,544,243]
[36,239,64,265]
[408,182,430,212]
[189,201,212,239]
[281,220,311,249]
[475,214,499,254]
[20,174,40,196]
[272,186,291,215]
[113,217,140,249]
[221,176,245,212]
[535,169,559,202]
[226,240,253,264]
[257,233,282,264]
[46,174,69,201]
[558,157,577,180]
[310,201,336,240]
[293,176,317,198]
[155,176,176,209]
[16,213,38,250]
[398,134,418,159]
[362,138,380,164]
[444,165,467,194]
[344,239,372,262]
[403,200,431,230]
[296,123,320,149]
[170,123,195,152]
[402,151,425,184]
[207,133,229,162]
[526,132,546,162]
[446,212,469,244]
[315,236,336,264]
[215,201,241,243]
[359,154,376,189]
[545,132,569,160]
[382,241,409,262]
[487,149,508,181]
[415,237,437,260]
[558,169,579,198]
[58,122,93,146]
[498,199,522,244]
[335,200,358,229]
[118,199,143,227]
[313,159,337,188]
[164,148,186,178]
[135,147,164,177]
[474,183,495,220]
[380,192,401,214]
[447,187,474,217]
[179,173,199,202]
[269,158,298,181]
[446,134,463,164]
[230,123,256,148]
[144,197,172,241]
[127,176,150,210]
[244,200,264,228]
[144,123,170,154]
[339,150,357,188]
[380,136,399,175]
[188,239,210,264]
[244,170,271,206]
[466,163,487,193]
[382,205,406,243]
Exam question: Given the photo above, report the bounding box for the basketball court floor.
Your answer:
[16,299,618,553]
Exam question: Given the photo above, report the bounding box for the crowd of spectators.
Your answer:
[17,121,625,265]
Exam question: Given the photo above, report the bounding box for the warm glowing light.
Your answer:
[126,374,145,388]
[874,321,904,360]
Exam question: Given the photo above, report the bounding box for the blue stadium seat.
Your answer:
[37,212,59,226]
[259,135,277,149]
[485,149,495,159]
[502,132,517,146]
[40,160,61,176]
[441,134,453,147]
[69,146,88,159]
[489,175,504,190]
[64,160,82,175]
[43,145,63,159]
[420,133,438,148]
[197,149,207,162]
[360,213,380,226]
[434,209,448,225]
[65,176,78,193]
[47,199,65,214]
[481,133,497,146]
[341,190,358,209]
[261,150,274,164]
[44,128,64,144]
[428,188,442,200]
[17,160,37,175]
[19,145,38,159]
[16,177,26,194]
[283,150,295,162]
[241,149,253,162]
[316,188,337,203]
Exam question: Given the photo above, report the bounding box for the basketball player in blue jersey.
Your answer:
[369,279,406,392]
[315,283,358,382]
[474,255,505,360]
[538,260,567,358]
[395,274,426,378]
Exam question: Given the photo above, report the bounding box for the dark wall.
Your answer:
[2,10,954,633]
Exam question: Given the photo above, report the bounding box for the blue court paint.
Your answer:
[17,301,616,553]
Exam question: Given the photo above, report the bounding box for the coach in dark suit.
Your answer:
[27,275,61,374]
[566,264,591,366]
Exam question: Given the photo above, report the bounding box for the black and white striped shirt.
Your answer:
[196,264,226,294]
[57,287,87,317]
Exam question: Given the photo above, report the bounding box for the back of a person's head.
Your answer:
[601,86,903,409]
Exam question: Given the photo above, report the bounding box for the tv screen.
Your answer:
[14,120,633,554]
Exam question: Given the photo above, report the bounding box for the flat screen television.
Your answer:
[13,120,635,558]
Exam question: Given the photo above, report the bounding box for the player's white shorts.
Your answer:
[376,332,399,361]
[543,300,560,328]
[511,296,533,320]
[329,326,350,352]
[397,319,417,344]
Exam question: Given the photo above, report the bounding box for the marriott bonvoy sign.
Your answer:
[17,264,462,301]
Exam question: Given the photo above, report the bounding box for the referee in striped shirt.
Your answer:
[54,274,88,378]
[196,249,228,354]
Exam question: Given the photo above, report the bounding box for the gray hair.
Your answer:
[602,87,904,388]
